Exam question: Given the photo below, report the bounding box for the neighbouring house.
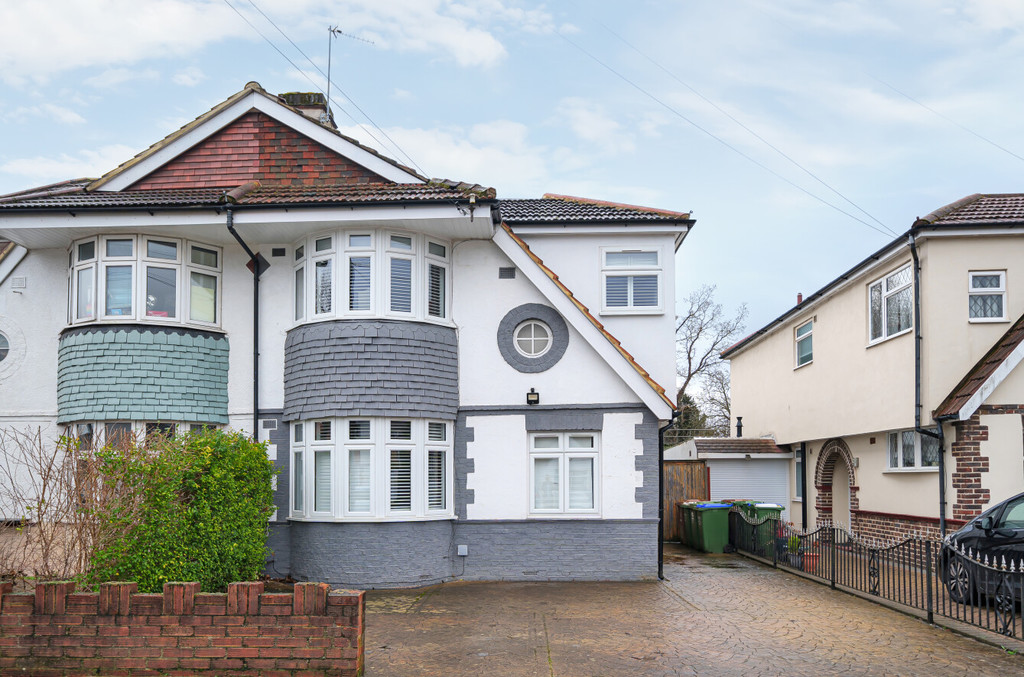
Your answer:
[724,194,1024,541]
[0,82,691,587]
[666,437,792,518]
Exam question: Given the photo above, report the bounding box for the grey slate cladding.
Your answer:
[496,304,568,373]
[283,319,458,421]
[56,326,229,424]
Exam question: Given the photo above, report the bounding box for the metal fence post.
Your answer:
[925,540,934,625]
[771,518,778,568]
[830,525,837,590]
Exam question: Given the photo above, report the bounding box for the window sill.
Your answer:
[288,514,455,523]
[64,320,226,335]
[291,315,456,330]
[883,467,939,474]
[968,317,1009,324]
[794,360,813,371]
[599,308,664,317]
[866,326,912,349]
[528,513,602,519]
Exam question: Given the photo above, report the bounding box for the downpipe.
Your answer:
[658,409,681,580]
[225,204,262,437]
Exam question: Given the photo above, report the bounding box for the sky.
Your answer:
[2,0,1024,333]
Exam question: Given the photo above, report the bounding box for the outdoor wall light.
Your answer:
[526,388,540,405]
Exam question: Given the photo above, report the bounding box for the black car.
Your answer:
[941,491,1024,604]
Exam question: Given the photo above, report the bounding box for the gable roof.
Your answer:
[935,311,1024,421]
[501,194,693,224]
[89,81,425,192]
[914,193,1024,226]
[494,222,674,419]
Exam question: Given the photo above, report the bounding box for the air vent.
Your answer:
[271,247,286,257]
[260,419,278,430]
[499,267,516,279]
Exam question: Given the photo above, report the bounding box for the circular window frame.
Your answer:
[0,319,26,381]
[513,320,552,358]
[497,304,568,373]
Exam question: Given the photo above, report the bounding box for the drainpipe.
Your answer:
[222,182,265,437]
[800,442,808,530]
[658,409,681,580]
[909,234,945,536]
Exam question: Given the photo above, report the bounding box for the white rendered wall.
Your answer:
[979,413,1024,507]
[454,240,639,408]
[464,411,645,521]
[519,233,677,397]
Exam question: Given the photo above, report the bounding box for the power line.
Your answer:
[241,0,423,174]
[592,21,896,237]
[556,30,896,239]
[871,75,1024,165]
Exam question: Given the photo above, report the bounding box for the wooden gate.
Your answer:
[663,460,709,541]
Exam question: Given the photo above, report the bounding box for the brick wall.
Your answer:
[128,112,388,190]
[850,510,966,543]
[950,413,992,521]
[0,580,363,676]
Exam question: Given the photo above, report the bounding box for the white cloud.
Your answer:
[392,89,415,101]
[83,68,160,89]
[172,66,205,87]
[0,144,138,182]
[4,103,85,125]
[554,98,634,154]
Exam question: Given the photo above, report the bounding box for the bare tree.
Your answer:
[697,363,732,437]
[676,285,748,398]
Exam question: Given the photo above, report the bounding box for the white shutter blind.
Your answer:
[632,275,658,306]
[428,264,445,318]
[349,257,370,310]
[428,450,446,510]
[292,452,304,511]
[390,258,412,312]
[315,259,332,313]
[314,450,331,512]
[428,422,446,442]
[348,449,371,512]
[533,458,560,510]
[390,450,412,510]
[294,266,304,321]
[568,457,594,510]
[390,420,412,440]
[605,276,628,307]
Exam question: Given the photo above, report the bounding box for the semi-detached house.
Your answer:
[0,82,690,587]
[725,194,1024,541]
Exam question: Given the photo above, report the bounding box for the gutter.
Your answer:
[221,182,266,437]
[0,197,497,216]
[658,409,681,580]
[908,233,946,537]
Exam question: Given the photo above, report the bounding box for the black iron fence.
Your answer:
[728,510,1024,639]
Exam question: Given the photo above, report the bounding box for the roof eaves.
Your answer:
[499,222,674,410]
[541,193,692,220]
[0,241,13,264]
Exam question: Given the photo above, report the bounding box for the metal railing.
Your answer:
[728,510,1024,639]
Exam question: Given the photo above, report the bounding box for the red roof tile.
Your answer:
[934,312,1024,419]
[691,438,786,454]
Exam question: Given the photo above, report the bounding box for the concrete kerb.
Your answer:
[736,549,1024,655]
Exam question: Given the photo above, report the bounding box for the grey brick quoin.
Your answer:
[56,325,229,424]
[283,319,458,421]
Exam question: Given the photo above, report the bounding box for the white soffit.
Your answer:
[493,227,673,420]
[96,91,422,192]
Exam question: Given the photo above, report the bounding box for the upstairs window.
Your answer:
[887,429,940,470]
[968,271,1007,322]
[69,236,221,329]
[602,249,661,313]
[868,264,912,343]
[795,319,813,367]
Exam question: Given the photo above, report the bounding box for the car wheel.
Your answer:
[946,556,974,605]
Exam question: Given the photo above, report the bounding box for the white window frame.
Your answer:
[867,263,913,345]
[885,429,940,472]
[528,432,600,516]
[514,320,553,358]
[289,418,453,521]
[68,235,221,329]
[600,247,663,315]
[968,270,1007,323]
[311,236,336,319]
[794,319,813,368]
[386,233,417,318]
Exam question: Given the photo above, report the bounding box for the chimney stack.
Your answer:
[736,416,743,438]
[278,92,336,129]
[797,292,803,305]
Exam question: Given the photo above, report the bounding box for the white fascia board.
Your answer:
[98,92,421,191]
[510,223,689,237]
[0,244,28,285]
[726,245,910,359]
[957,340,1024,421]
[698,452,794,460]
[493,227,673,420]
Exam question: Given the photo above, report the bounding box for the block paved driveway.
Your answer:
[365,543,1024,676]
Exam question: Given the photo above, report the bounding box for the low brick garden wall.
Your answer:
[0,580,363,676]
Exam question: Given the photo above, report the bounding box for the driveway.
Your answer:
[365,543,1024,676]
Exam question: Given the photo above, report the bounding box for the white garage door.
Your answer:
[708,459,790,521]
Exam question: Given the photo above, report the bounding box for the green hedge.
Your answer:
[88,429,275,593]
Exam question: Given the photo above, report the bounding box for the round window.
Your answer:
[0,333,8,362]
[514,320,552,358]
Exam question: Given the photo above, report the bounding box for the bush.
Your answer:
[87,429,275,593]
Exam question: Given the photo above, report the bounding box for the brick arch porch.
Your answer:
[814,438,859,527]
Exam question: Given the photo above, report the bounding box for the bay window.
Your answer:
[530,432,599,515]
[290,417,452,520]
[293,230,450,324]
[68,236,222,328]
